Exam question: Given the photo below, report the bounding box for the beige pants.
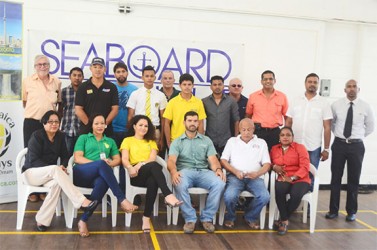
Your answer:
[22,165,86,226]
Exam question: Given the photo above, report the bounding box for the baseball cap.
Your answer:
[91,57,105,67]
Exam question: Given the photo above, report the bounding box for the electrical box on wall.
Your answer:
[320,79,331,97]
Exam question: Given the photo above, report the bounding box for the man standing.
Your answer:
[60,67,84,156]
[325,79,375,222]
[75,57,119,136]
[163,73,207,148]
[202,75,240,156]
[168,111,226,234]
[286,73,332,189]
[221,118,270,229]
[159,70,180,101]
[112,62,138,147]
[228,78,248,121]
[127,65,167,148]
[246,70,288,151]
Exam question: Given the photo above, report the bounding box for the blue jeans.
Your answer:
[308,147,321,191]
[65,134,78,157]
[224,174,270,223]
[174,168,225,223]
[73,160,125,221]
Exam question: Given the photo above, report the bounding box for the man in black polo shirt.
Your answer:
[75,57,119,136]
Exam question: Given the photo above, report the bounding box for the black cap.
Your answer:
[91,57,105,67]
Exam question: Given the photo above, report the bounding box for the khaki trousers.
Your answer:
[22,165,86,226]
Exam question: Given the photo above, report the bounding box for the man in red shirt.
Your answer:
[245,70,288,151]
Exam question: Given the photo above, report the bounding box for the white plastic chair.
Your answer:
[15,148,64,230]
[65,156,119,228]
[124,156,172,226]
[218,172,269,229]
[268,164,319,233]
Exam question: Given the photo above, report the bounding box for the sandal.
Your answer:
[246,221,260,230]
[277,222,288,235]
[78,220,90,238]
[142,216,151,234]
[224,220,234,229]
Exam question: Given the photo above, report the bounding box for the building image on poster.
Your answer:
[0,1,22,101]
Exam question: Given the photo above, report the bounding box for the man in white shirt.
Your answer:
[286,73,332,190]
[221,118,270,229]
[325,79,375,222]
[127,65,167,148]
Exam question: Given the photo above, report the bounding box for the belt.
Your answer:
[335,137,362,144]
[254,123,279,132]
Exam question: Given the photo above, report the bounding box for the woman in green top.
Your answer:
[73,113,138,237]
[120,115,182,233]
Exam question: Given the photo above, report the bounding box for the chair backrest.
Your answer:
[15,148,28,185]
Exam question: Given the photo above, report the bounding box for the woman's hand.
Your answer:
[60,165,68,175]
[127,167,138,178]
[272,164,286,175]
[281,175,293,183]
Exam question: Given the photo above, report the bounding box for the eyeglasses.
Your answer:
[47,120,60,125]
[34,63,50,68]
[231,84,242,88]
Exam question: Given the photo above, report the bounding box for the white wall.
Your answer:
[20,0,377,184]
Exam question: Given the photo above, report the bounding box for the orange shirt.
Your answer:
[270,142,310,184]
[245,89,288,128]
[22,73,62,120]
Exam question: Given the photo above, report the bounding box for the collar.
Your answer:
[180,131,203,140]
[178,93,194,102]
[32,73,53,83]
[236,134,258,143]
[87,132,107,140]
[277,141,297,150]
[209,93,227,100]
[257,89,277,97]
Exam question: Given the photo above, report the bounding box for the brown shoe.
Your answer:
[183,222,195,234]
[201,221,215,233]
[277,222,288,235]
[245,220,260,230]
[28,194,39,202]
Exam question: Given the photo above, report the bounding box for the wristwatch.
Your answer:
[324,148,330,153]
[290,176,298,181]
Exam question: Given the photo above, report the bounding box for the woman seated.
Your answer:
[270,126,310,235]
[73,113,138,237]
[22,110,97,232]
[120,115,182,233]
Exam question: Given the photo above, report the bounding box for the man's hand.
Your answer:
[245,171,259,179]
[215,169,226,182]
[234,169,244,180]
[320,150,329,161]
[171,170,182,186]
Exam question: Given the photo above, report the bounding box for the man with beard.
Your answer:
[326,79,375,222]
[245,70,288,151]
[168,111,226,234]
[285,73,332,191]
[202,75,239,157]
[60,67,84,156]
[111,62,138,147]
[75,57,119,136]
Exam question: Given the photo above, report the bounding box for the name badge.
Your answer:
[87,89,93,94]
[100,152,106,160]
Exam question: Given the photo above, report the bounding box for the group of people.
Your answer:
[20,54,375,236]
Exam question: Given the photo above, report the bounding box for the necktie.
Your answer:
[145,89,151,119]
[343,102,353,138]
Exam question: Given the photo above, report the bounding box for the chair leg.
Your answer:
[260,206,266,229]
[303,201,308,224]
[110,193,117,227]
[61,192,73,229]
[16,191,29,230]
[153,194,159,217]
[167,206,172,225]
[218,199,226,226]
[268,200,276,229]
[310,200,317,233]
[172,207,179,225]
[102,195,108,218]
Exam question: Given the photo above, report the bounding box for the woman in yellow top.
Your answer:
[120,115,182,232]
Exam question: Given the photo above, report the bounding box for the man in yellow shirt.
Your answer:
[163,73,206,147]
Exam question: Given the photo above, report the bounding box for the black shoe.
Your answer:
[346,214,356,222]
[81,200,98,214]
[36,224,48,232]
[325,212,338,219]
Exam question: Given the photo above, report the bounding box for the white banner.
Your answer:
[27,30,244,98]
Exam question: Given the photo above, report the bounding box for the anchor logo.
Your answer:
[128,45,161,78]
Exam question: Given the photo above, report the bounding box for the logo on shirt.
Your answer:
[87,89,93,94]
[104,142,110,149]
[102,88,110,93]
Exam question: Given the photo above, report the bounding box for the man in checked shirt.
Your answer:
[59,67,84,156]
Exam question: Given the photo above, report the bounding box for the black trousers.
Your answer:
[254,127,280,152]
[275,181,310,221]
[130,161,172,217]
[329,139,365,215]
[23,118,43,147]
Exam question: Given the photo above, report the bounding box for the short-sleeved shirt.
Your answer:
[202,94,240,148]
[75,78,119,133]
[221,135,270,175]
[112,82,138,132]
[169,132,217,171]
[160,87,181,102]
[163,94,207,141]
[74,133,119,162]
[22,73,62,120]
[119,136,158,165]
[245,89,288,128]
[127,86,167,126]
[287,94,333,150]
